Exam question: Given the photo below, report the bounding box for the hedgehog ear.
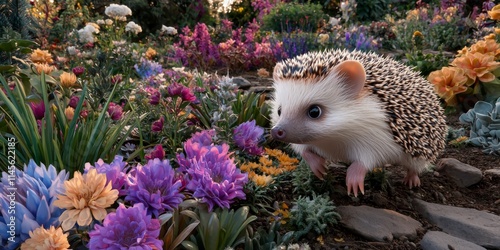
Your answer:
[332,60,366,97]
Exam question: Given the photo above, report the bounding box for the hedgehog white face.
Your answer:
[270,60,367,144]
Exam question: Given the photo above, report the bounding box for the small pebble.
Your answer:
[433,171,440,177]
[495,199,500,205]
[399,236,408,242]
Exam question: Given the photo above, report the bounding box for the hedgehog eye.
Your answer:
[307,105,322,119]
[277,106,281,116]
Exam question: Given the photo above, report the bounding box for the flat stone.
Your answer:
[485,168,500,177]
[337,205,422,242]
[414,199,500,249]
[232,76,252,89]
[420,231,486,250]
[436,158,482,187]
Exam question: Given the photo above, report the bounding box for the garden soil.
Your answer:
[241,73,500,250]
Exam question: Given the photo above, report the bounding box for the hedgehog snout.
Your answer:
[271,126,287,141]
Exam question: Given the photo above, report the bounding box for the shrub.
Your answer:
[262,2,327,33]
[356,0,390,23]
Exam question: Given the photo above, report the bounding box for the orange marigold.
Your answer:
[451,52,500,83]
[59,72,78,88]
[428,67,470,105]
[469,39,500,59]
[487,4,500,20]
[30,49,54,64]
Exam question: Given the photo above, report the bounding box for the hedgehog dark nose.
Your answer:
[271,126,286,140]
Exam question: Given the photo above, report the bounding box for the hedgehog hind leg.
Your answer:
[402,157,428,188]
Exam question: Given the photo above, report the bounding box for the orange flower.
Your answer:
[469,39,500,60]
[21,226,70,250]
[65,107,75,121]
[59,72,77,88]
[30,49,53,64]
[428,67,470,105]
[145,47,157,59]
[487,4,500,20]
[54,169,119,231]
[34,63,56,75]
[495,28,500,35]
[484,33,497,40]
[257,68,270,78]
[251,174,273,187]
[451,52,500,83]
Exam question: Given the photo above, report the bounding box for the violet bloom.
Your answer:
[233,120,264,155]
[147,87,161,105]
[88,203,163,249]
[167,83,197,103]
[125,159,184,217]
[145,144,165,160]
[180,86,197,103]
[151,116,164,133]
[29,101,45,120]
[72,66,85,76]
[167,83,183,96]
[177,130,248,211]
[84,155,129,196]
[107,102,123,120]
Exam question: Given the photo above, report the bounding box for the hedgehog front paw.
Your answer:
[302,149,326,180]
[403,171,421,188]
[346,162,367,197]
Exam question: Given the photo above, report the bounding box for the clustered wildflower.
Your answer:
[125,21,142,35]
[161,25,178,35]
[104,4,132,21]
[240,148,299,187]
[77,23,99,44]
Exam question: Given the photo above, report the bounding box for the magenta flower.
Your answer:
[147,87,161,105]
[107,102,123,120]
[177,130,248,211]
[88,203,163,249]
[29,101,45,120]
[167,83,197,103]
[233,120,264,155]
[111,74,123,84]
[145,144,165,160]
[167,83,183,96]
[72,66,85,76]
[68,95,79,109]
[125,159,184,217]
[180,86,197,103]
[84,155,129,196]
[151,116,164,133]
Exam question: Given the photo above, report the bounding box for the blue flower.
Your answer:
[134,57,163,79]
[0,160,68,249]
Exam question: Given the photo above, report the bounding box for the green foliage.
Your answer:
[0,0,36,39]
[262,2,327,32]
[459,97,500,155]
[289,192,340,240]
[159,200,201,250]
[365,168,391,192]
[292,159,338,196]
[182,206,257,250]
[355,0,389,23]
[244,221,293,250]
[226,0,258,28]
[0,73,134,174]
[0,38,37,66]
[405,50,451,76]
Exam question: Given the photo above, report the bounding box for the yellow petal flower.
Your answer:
[59,72,78,88]
[34,63,56,75]
[21,226,69,250]
[30,49,53,64]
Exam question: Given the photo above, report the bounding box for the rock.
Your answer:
[248,86,274,94]
[232,76,252,90]
[414,199,500,249]
[372,193,389,207]
[420,231,486,250]
[485,168,500,177]
[337,205,422,242]
[436,158,482,187]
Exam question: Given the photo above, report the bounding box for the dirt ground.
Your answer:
[265,111,500,250]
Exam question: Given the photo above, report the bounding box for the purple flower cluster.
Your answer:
[125,158,184,217]
[88,203,163,249]
[233,120,265,156]
[134,57,163,79]
[344,27,380,52]
[84,155,129,196]
[177,130,248,211]
[174,23,221,69]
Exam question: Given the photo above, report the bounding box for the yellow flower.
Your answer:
[59,72,77,88]
[34,63,56,75]
[257,68,270,78]
[432,14,444,23]
[317,33,330,44]
[21,226,70,250]
[145,47,157,59]
[470,39,500,59]
[484,33,497,40]
[487,4,500,20]
[451,52,500,82]
[428,67,470,105]
[30,49,53,64]
[251,174,273,187]
[54,168,119,231]
[412,31,423,38]
[65,107,75,121]
[259,156,273,167]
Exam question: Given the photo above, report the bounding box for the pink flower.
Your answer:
[145,144,165,160]
[107,102,123,120]
[29,101,45,120]
[72,66,85,76]
[151,116,164,133]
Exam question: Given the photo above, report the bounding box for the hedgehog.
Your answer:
[270,49,447,197]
